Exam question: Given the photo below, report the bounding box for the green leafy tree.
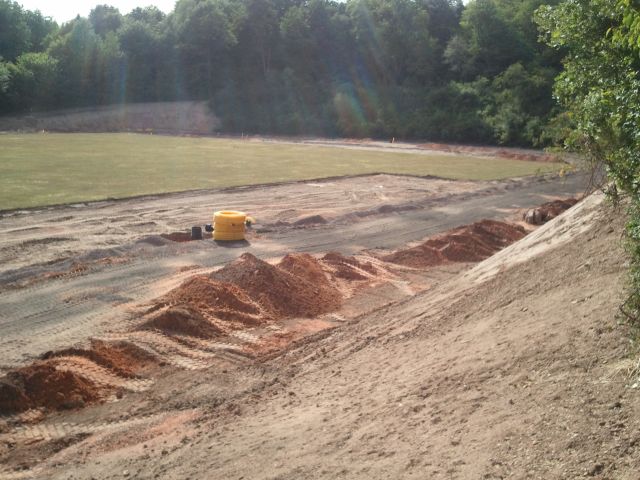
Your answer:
[6,52,58,110]
[0,0,31,61]
[482,63,556,145]
[445,0,532,79]
[47,18,102,106]
[127,6,165,26]
[89,5,123,37]
[0,58,11,110]
[172,0,246,98]
[537,0,640,315]
[24,9,58,52]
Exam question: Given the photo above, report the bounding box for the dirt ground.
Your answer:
[2,170,637,479]
[0,183,637,479]
[0,174,485,272]
[0,173,585,369]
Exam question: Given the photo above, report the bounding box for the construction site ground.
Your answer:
[2,170,638,479]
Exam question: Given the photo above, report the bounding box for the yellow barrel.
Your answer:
[214,211,246,241]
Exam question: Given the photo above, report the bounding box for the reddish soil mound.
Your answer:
[152,275,265,326]
[41,340,156,378]
[278,254,332,285]
[431,234,495,263]
[211,253,341,318]
[524,198,579,225]
[0,380,30,413]
[541,198,578,218]
[383,244,445,268]
[161,276,261,315]
[385,220,526,268]
[0,362,101,414]
[143,305,224,339]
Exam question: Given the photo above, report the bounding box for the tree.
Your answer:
[6,52,58,110]
[24,9,58,52]
[47,18,102,107]
[0,0,31,61]
[0,59,10,110]
[127,6,166,26]
[172,0,245,98]
[445,0,532,79]
[537,0,640,314]
[89,5,123,37]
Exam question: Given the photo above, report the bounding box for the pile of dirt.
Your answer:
[211,253,341,318]
[41,340,156,378]
[523,197,579,225]
[383,244,445,268]
[152,276,265,326]
[143,305,224,339]
[0,362,101,414]
[160,276,261,315]
[322,252,378,281]
[278,253,333,285]
[385,220,526,268]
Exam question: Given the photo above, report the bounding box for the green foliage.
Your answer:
[0,0,32,61]
[89,5,123,37]
[7,52,58,110]
[0,0,564,147]
[537,0,640,319]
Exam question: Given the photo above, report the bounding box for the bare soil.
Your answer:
[2,171,632,479]
[0,189,636,480]
[384,219,527,267]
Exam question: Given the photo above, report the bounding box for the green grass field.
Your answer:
[0,133,564,210]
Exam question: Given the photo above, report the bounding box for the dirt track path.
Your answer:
[0,174,586,370]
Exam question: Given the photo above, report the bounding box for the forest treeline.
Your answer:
[0,0,566,145]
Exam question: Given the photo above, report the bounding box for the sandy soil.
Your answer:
[0,173,585,370]
[0,174,484,272]
[0,186,637,479]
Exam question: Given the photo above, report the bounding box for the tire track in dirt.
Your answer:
[0,411,181,479]
[1,412,170,443]
[53,357,153,392]
[96,331,249,370]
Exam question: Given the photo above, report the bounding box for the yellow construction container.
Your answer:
[214,211,246,241]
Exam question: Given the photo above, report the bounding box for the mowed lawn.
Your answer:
[0,133,564,210]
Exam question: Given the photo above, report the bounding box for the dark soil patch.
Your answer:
[293,215,328,226]
[160,232,193,243]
